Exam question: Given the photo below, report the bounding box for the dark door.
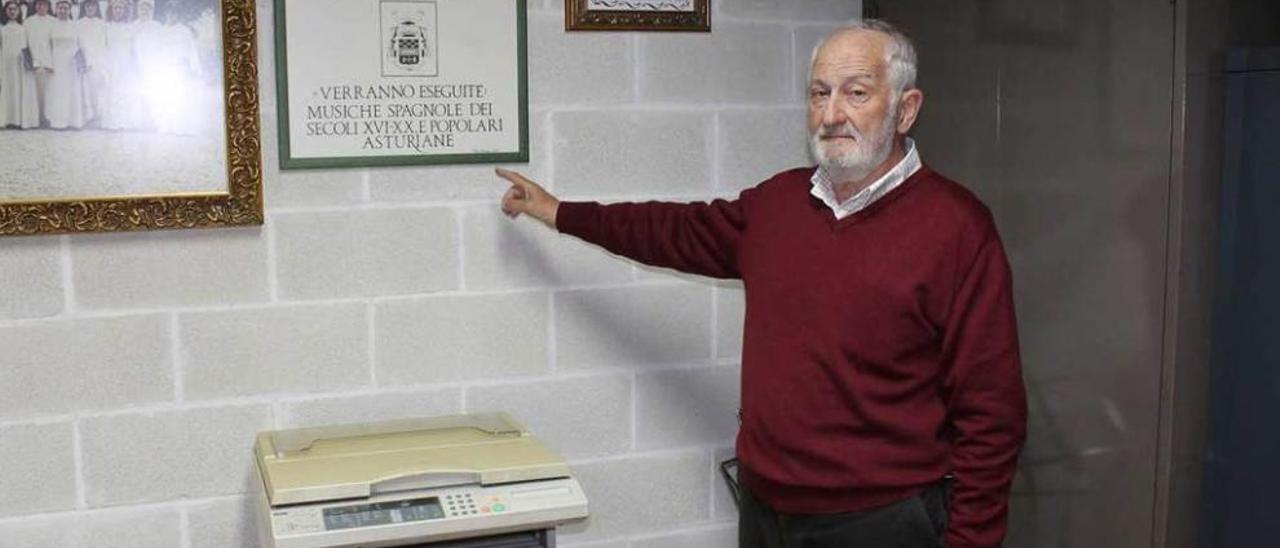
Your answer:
[1204,47,1280,548]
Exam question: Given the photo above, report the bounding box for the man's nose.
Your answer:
[821,96,847,127]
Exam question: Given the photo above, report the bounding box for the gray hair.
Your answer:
[809,19,918,98]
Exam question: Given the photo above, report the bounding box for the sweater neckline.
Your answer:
[816,166,933,231]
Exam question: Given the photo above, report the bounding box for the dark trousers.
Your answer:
[738,479,951,548]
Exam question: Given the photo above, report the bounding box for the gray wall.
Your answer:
[870,0,1181,546]
[0,1,862,547]
[870,0,1278,546]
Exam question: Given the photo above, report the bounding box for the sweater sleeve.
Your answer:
[940,232,1028,548]
[554,196,748,280]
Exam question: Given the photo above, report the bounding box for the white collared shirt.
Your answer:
[810,138,922,220]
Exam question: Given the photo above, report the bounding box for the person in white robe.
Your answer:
[100,0,134,129]
[149,10,200,134]
[132,0,163,130]
[74,0,103,124]
[21,0,52,125]
[43,0,82,128]
[0,0,39,127]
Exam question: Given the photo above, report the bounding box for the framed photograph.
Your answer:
[565,0,710,32]
[0,0,264,237]
[274,0,528,169]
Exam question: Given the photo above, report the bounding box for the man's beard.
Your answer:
[809,107,898,181]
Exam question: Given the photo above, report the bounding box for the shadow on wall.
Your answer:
[999,144,1167,544]
[1001,184,1146,546]
[496,217,734,438]
[495,217,574,288]
[234,472,264,547]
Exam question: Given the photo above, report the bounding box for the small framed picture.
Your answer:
[565,0,710,32]
[273,0,528,169]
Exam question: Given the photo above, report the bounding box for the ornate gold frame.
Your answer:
[565,0,710,32]
[0,0,264,237]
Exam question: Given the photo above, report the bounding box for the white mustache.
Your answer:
[816,123,862,140]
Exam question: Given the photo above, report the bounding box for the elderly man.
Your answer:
[497,19,1025,548]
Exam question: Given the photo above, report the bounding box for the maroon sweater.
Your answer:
[556,166,1026,548]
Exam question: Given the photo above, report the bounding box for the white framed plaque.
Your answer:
[274,0,528,169]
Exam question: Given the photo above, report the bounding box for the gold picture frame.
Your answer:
[0,0,263,237]
[565,0,710,32]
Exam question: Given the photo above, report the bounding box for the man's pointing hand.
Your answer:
[497,168,559,229]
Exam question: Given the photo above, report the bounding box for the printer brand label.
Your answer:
[272,508,325,536]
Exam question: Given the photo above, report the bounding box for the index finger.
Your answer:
[495,168,533,188]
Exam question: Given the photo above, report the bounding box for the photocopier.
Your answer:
[254,412,589,547]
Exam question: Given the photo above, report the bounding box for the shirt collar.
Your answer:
[810,138,922,220]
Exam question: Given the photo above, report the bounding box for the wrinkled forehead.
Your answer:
[810,30,891,82]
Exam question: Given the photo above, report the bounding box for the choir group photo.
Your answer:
[0,0,219,133]
[0,0,225,200]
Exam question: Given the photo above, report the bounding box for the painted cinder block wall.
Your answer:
[0,1,862,546]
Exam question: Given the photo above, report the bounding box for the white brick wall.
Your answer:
[0,315,172,418]
[276,387,464,428]
[717,108,811,193]
[71,230,271,310]
[0,239,63,319]
[639,22,793,104]
[563,451,712,540]
[0,1,855,545]
[0,422,76,516]
[556,283,713,370]
[80,405,273,506]
[715,282,746,360]
[375,291,552,383]
[529,14,635,105]
[636,365,741,450]
[461,204,634,290]
[44,506,183,548]
[629,525,737,548]
[186,497,261,548]
[179,303,372,400]
[467,373,633,459]
[552,110,715,198]
[273,208,460,299]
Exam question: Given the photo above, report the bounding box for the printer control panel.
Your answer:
[443,490,518,517]
[323,497,446,530]
[269,477,585,544]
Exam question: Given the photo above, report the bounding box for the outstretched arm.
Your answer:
[495,168,748,279]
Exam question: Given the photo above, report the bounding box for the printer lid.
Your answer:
[255,412,573,507]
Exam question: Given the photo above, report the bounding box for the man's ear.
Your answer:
[896,89,924,134]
